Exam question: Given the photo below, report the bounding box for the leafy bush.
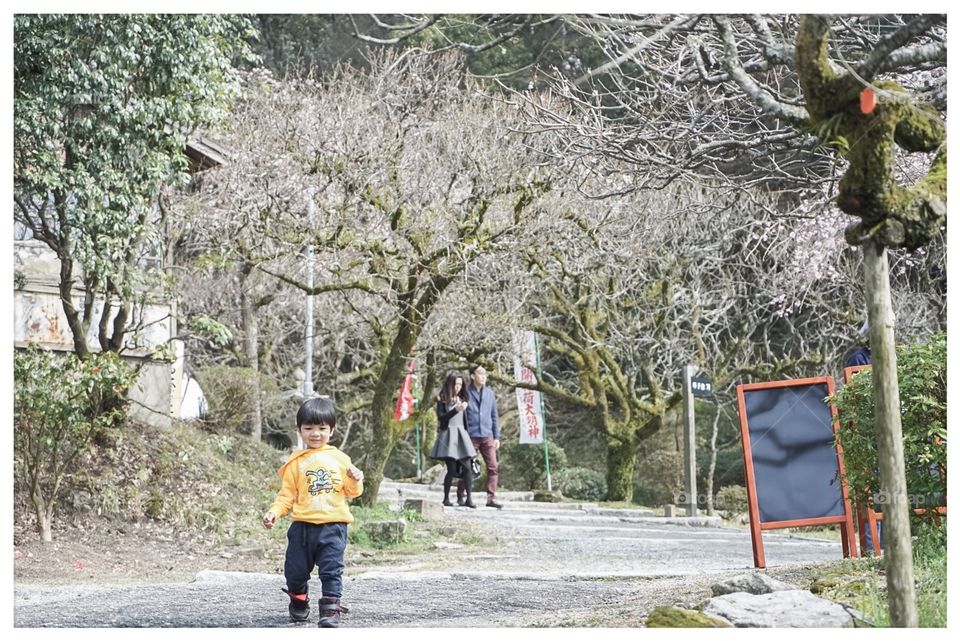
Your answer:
[196,365,285,434]
[715,484,748,515]
[633,448,682,507]
[556,466,608,501]
[832,333,946,529]
[14,346,135,541]
[498,439,568,490]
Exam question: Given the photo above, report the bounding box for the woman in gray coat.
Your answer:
[430,371,477,507]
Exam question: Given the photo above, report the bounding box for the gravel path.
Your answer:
[15,482,847,627]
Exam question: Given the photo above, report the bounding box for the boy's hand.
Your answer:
[262,511,277,529]
[347,465,364,482]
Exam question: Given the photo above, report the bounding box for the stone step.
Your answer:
[379,481,661,519]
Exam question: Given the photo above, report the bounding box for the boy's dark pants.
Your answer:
[284,521,348,597]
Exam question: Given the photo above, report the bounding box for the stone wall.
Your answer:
[14,239,184,428]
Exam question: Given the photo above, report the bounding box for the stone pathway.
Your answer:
[14,481,849,627]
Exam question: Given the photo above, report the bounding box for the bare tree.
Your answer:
[183,55,554,503]
[377,16,944,622]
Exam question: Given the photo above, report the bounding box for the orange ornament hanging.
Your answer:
[860,87,876,115]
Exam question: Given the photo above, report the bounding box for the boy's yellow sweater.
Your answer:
[268,445,363,525]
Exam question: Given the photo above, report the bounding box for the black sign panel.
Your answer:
[740,381,844,522]
[690,376,712,397]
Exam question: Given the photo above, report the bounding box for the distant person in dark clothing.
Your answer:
[846,322,872,366]
[429,371,476,508]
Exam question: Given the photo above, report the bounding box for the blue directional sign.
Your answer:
[691,376,713,397]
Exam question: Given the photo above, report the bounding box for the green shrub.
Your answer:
[715,484,748,514]
[633,445,682,507]
[196,365,284,434]
[832,333,946,530]
[499,439,567,490]
[14,346,135,541]
[556,466,608,501]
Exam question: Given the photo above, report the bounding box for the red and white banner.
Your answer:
[513,330,545,444]
[393,359,416,421]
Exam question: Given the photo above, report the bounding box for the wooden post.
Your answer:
[682,364,698,516]
[862,238,918,627]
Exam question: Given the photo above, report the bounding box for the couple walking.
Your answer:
[429,365,503,509]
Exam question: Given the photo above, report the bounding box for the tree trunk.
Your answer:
[240,274,262,442]
[359,398,401,507]
[605,435,636,502]
[31,491,53,543]
[358,323,419,507]
[863,238,917,627]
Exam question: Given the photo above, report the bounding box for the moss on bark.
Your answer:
[797,16,946,251]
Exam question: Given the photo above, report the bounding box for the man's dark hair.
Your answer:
[469,364,484,375]
[297,396,337,428]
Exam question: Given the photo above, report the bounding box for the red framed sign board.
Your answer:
[736,376,858,568]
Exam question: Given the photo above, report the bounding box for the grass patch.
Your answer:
[813,525,946,627]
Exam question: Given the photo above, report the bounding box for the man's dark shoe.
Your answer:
[486,500,503,509]
[442,500,454,507]
[281,587,310,622]
[463,500,477,508]
[318,596,349,628]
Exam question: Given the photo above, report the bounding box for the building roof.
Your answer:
[185,136,230,172]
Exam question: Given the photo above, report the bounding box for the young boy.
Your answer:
[262,397,364,627]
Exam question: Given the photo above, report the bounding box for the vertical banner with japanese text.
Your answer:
[513,329,545,444]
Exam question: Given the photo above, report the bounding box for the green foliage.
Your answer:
[555,466,607,501]
[499,439,568,490]
[13,345,135,539]
[195,365,283,435]
[714,484,748,515]
[633,447,681,507]
[14,270,27,290]
[832,333,946,528]
[14,14,255,354]
[190,315,234,347]
[830,525,946,627]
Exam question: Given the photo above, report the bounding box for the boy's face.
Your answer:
[299,423,334,449]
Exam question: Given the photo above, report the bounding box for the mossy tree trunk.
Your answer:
[797,15,945,628]
[605,432,639,502]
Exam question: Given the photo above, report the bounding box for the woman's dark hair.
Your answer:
[438,371,467,405]
[297,396,337,429]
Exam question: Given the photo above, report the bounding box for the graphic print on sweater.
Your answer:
[306,468,342,495]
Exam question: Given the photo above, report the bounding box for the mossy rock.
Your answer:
[810,576,843,594]
[645,606,732,628]
[532,489,563,502]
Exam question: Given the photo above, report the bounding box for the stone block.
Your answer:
[403,499,443,520]
[361,518,407,545]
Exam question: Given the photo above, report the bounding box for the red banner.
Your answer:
[393,359,416,421]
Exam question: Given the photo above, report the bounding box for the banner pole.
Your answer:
[415,421,421,481]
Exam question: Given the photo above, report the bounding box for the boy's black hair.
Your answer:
[297,396,337,429]
[469,364,484,375]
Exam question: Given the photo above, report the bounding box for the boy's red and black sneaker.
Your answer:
[318,596,349,628]
[281,587,310,622]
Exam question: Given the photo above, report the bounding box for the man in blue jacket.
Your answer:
[457,365,503,509]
